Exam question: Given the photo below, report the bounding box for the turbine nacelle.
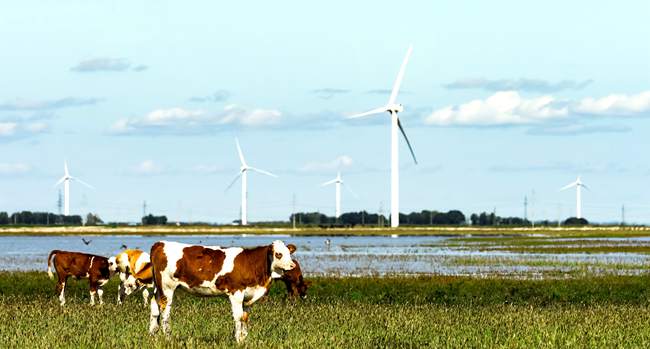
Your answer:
[386,103,404,114]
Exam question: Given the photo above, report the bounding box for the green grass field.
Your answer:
[2,272,650,348]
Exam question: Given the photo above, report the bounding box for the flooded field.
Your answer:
[1,233,649,278]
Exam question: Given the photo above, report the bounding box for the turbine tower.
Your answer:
[321,171,357,219]
[226,138,277,225]
[560,176,589,219]
[348,45,417,228]
[54,160,93,216]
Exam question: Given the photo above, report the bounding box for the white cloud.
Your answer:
[300,155,353,173]
[0,122,17,136]
[0,163,31,175]
[70,58,147,72]
[444,78,593,93]
[111,105,283,135]
[574,91,650,116]
[425,91,568,126]
[133,160,162,175]
[0,97,101,111]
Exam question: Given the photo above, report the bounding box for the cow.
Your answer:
[148,240,297,343]
[108,249,154,307]
[280,259,310,299]
[47,250,114,306]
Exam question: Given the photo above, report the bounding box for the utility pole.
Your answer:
[57,190,63,215]
[142,200,147,218]
[524,195,528,222]
[557,203,562,227]
[430,210,433,225]
[621,204,625,226]
[292,193,296,230]
[378,201,384,228]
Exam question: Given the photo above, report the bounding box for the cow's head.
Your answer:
[282,259,310,299]
[107,256,118,273]
[122,274,139,295]
[270,240,296,277]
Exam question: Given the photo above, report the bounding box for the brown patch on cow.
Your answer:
[281,259,309,298]
[124,249,144,273]
[215,245,272,292]
[133,262,154,285]
[173,246,226,288]
[150,242,168,309]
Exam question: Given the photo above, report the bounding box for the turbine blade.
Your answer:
[225,171,243,192]
[321,178,337,187]
[388,45,413,105]
[53,176,66,188]
[235,138,247,167]
[249,167,277,178]
[347,106,388,119]
[581,183,590,191]
[397,118,418,164]
[560,181,577,191]
[64,160,69,177]
[343,182,359,199]
[72,177,94,189]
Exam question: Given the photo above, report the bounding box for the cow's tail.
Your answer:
[47,250,59,279]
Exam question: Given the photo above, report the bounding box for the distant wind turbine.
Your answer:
[54,160,93,216]
[347,45,417,228]
[560,176,589,219]
[321,171,357,219]
[226,138,277,226]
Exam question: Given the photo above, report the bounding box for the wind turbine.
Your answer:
[321,171,357,219]
[226,138,277,225]
[560,176,589,219]
[348,45,417,228]
[54,160,93,216]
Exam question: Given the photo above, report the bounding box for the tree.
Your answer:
[142,214,168,225]
[85,213,103,226]
[563,217,589,226]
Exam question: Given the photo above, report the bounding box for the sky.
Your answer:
[0,1,649,224]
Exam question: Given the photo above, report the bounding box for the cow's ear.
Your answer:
[287,244,297,254]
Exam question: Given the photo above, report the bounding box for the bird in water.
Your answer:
[81,238,92,245]
[120,244,127,249]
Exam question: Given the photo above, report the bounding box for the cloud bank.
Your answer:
[70,58,147,73]
[444,78,593,93]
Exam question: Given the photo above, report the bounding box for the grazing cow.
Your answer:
[280,259,310,299]
[108,249,154,306]
[47,250,114,306]
[148,240,297,343]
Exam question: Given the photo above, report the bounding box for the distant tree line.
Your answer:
[469,212,531,226]
[289,210,466,227]
[142,214,168,225]
[0,211,83,225]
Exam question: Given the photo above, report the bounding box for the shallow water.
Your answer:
[0,234,648,277]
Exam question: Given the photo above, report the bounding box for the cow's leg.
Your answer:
[142,287,150,307]
[160,288,175,335]
[89,280,98,306]
[56,275,68,306]
[229,292,247,343]
[149,289,161,335]
[117,282,127,304]
[97,280,107,305]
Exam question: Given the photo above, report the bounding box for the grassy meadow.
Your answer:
[2,272,650,348]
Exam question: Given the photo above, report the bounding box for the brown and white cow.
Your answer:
[108,249,154,306]
[148,240,297,343]
[47,250,114,306]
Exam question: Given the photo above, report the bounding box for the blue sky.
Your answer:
[1,1,649,223]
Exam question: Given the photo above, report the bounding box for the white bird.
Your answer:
[225,138,277,226]
[53,160,93,216]
[347,45,417,228]
[560,176,589,219]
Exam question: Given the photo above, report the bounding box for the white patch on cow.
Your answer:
[243,285,268,305]
[134,252,150,273]
[107,256,117,273]
[87,256,94,278]
[271,240,296,272]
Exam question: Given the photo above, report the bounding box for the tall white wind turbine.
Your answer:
[560,176,589,219]
[53,160,93,216]
[225,138,277,225]
[348,45,417,228]
[321,171,357,219]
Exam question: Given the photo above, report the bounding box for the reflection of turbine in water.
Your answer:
[347,45,417,228]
